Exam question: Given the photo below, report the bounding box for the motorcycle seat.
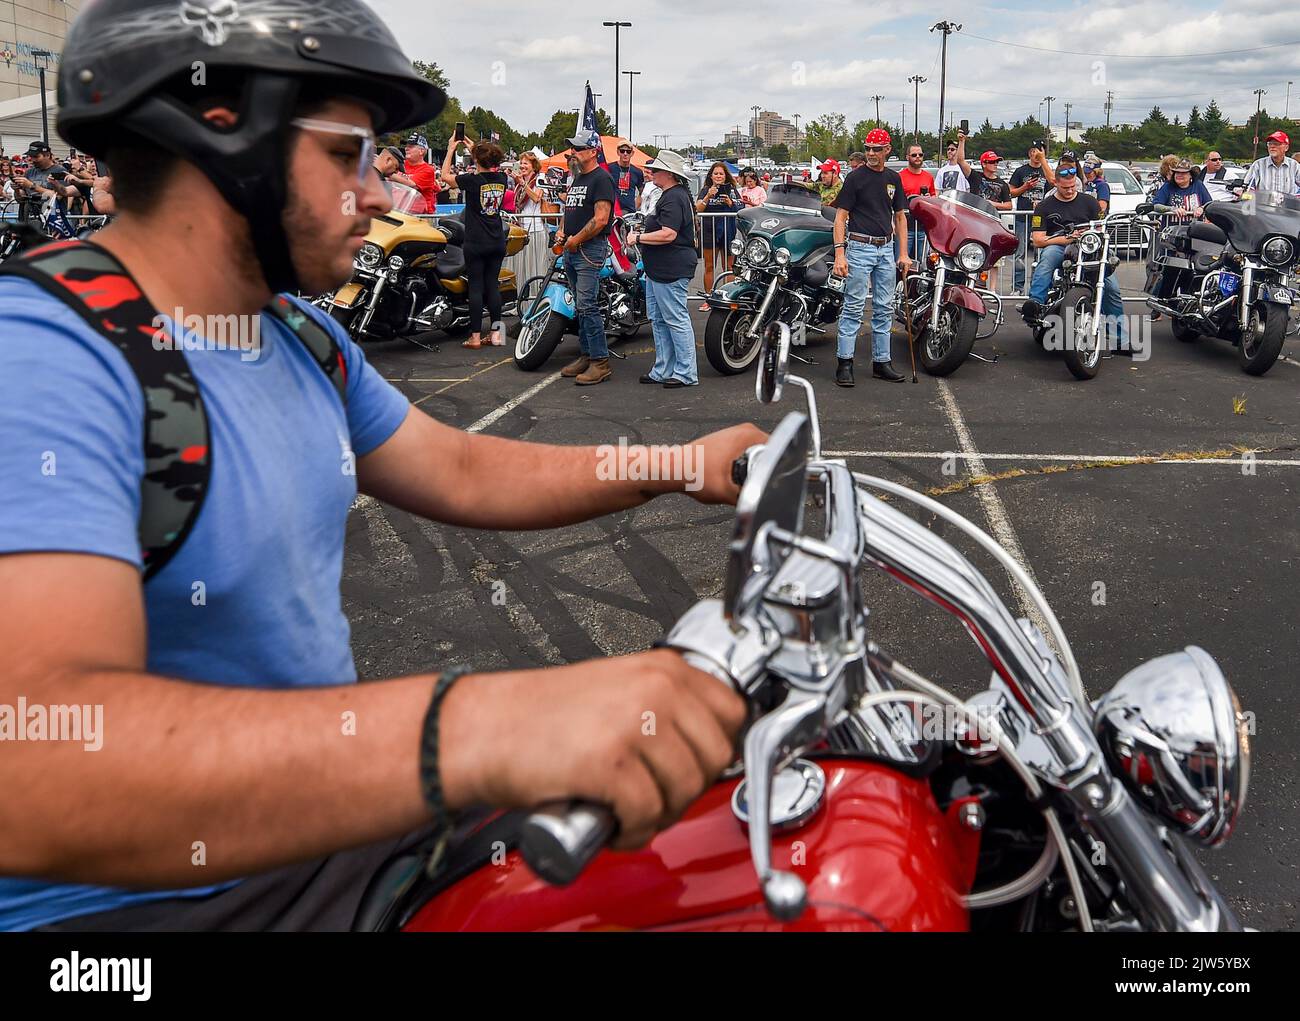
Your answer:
[804,261,831,288]
[434,247,466,279]
[613,269,639,287]
[1188,221,1227,246]
[437,214,466,246]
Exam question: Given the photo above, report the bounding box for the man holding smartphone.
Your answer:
[1009,140,1056,294]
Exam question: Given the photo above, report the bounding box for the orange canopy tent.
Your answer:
[541,136,654,172]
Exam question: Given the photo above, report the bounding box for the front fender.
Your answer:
[525,279,576,322]
[706,278,761,310]
[941,283,987,317]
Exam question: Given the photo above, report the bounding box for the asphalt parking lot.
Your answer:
[344,297,1299,931]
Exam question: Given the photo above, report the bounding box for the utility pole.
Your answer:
[870,94,884,126]
[1042,96,1056,150]
[1287,81,1294,119]
[1063,101,1072,146]
[1253,88,1267,159]
[908,74,927,145]
[602,21,632,137]
[623,70,640,144]
[792,113,801,162]
[1105,90,1114,129]
[751,104,762,161]
[929,22,961,163]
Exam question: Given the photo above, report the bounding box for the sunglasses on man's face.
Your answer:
[1057,167,1078,178]
[865,146,886,154]
[618,148,633,155]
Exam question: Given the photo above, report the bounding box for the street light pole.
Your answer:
[908,75,926,145]
[792,114,801,162]
[929,22,961,164]
[1253,88,1267,160]
[602,21,632,137]
[750,104,762,161]
[1063,101,1071,146]
[32,48,52,144]
[623,70,641,144]
[1286,81,1293,119]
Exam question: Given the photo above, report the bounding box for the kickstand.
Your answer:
[968,350,999,364]
[608,347,628,360]
[789,352,817,365]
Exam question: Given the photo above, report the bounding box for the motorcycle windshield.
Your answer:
[388,182,424,215]
[1207,190,1300,254]
[937,189,1002,220]
[911,191,1016,260]
[763,181,832,217]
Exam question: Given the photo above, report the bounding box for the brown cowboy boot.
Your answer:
[560,354,591,378]
[574,357,612,385]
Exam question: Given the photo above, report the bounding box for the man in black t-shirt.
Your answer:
[968,151,1012,209]
[554,133,617,384]
[829,127,909,386]
[1008,141,1056,293]
[1021,167,1127,350]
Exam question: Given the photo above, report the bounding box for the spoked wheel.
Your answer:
[1061,285,1103,380]
[1239,302,1287,376]
[512,299,568,371]
[704,308,762,375]
[919,304,978,377]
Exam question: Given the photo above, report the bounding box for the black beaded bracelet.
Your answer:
[419,665,474,834]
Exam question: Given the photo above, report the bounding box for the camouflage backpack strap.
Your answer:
[263,294,349,406]
[0,239,210,581]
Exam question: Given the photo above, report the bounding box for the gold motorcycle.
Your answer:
[319,193,528,346]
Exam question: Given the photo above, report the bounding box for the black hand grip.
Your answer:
[517,800,618,885]
[731,454,749,486]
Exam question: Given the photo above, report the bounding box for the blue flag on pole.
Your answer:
[578,82,602,150]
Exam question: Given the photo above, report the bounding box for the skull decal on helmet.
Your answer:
[178,0,241,47]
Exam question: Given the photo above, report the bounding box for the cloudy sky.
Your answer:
[373,0,1300,147]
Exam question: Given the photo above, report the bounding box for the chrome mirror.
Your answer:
[724,412,810,621]
[1094,646,1249,847]
[756,322,791,405]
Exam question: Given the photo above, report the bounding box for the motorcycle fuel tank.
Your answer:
[404,759,975,932]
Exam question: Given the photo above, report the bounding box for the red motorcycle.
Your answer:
[896,191,1018,376]
[356,326,1249,932]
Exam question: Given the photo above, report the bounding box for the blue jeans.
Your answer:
[562,238,610,359]
[894,227,927,264]
[644,277,697,384]
[1029,244,1126,347]
[1014,215,1033,291]
[837,239,896,362]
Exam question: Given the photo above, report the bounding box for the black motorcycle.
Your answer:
[1144,191,1298,376]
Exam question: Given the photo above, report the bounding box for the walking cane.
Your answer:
[901,256,919,383]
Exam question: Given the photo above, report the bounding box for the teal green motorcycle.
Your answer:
[703,182,845,374]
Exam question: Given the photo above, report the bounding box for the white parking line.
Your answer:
[825,450,1300,467]
[466,371,563,433]
[935,380,1051,637]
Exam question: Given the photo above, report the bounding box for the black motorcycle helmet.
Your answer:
[57,0,445,293]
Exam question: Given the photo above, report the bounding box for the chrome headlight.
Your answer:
[1261,236,1295,267]
[387,255,405,271]
[356,243,383,270]
[1094,646,1250,847]
[730,236,746,256]
[774,247,791,266]
[745,236,773,267]
[1079,231,1103,255]
[956,241,986,272]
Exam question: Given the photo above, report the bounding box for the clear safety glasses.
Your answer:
[290,117,377,184]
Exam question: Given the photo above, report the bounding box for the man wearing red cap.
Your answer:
[968,151,1012,210]
[829,127,909,386]
[1244,131,1300,195]
[816,159,843,205]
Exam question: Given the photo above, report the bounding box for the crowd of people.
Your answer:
[0,139,114,219]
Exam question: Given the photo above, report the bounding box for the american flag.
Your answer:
[490,131,500,142]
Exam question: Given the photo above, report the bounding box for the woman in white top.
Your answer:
[514,153,548,234]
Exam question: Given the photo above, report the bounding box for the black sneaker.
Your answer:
[662,378,687,389]
[1019,299,1043,324]
[835,358,855,387]
[873,360,905,382]
[638,373,663,384]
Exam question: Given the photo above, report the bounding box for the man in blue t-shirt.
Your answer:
[607,141,645,211]
[0,0,755,933]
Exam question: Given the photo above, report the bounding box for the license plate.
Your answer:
[828,275,846,292]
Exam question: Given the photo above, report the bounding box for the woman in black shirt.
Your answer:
[694,162,741,310]
[442,139,509,347]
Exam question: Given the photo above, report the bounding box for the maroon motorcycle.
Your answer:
[895,191,1018,376]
